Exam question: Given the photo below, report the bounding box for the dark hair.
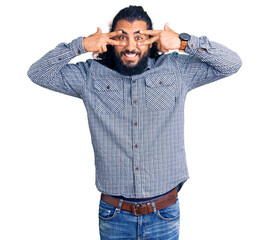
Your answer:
[110,5,153,32]
[97,5,161,66]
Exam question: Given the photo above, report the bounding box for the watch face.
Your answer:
[179,33,191,41]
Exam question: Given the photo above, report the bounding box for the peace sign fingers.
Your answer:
[138,35,160,46]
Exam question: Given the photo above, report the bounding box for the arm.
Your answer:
[27,29,124,98]
[27,37,89,98]
[140,24,242,91]
[174,35,242,91]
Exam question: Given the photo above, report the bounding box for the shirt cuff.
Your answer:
[185,35,215,55]
[70,36,87,56]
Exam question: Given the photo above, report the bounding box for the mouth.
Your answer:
[121,52,140,61]
[124,53,137,59]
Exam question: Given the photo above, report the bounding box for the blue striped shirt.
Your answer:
[27,35,242,198]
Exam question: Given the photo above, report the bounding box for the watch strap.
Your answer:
[179,40,188,52]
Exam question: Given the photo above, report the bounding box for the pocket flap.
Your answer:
[145,72,176,88]
[93,77,123,91]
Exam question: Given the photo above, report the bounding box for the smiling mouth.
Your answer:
[121,52,141,62]
[124,53,137,58]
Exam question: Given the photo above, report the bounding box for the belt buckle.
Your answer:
[131,203,142,216]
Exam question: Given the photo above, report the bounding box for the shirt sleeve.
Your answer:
[173,35,242,92]
[27,37,90,98]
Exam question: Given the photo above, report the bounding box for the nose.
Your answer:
[125,38,137,51]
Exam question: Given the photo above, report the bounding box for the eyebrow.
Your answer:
[120,29,141,35]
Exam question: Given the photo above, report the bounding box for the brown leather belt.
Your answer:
[101,188,177,215]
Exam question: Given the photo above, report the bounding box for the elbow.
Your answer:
[27,64,35,83]
[232,54,243,74]
[27,64,41,85]
[220,54,242,76]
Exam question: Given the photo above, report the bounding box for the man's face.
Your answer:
[112,20,151,74]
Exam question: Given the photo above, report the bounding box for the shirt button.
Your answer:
[133,100,137,104]
[159,81,162,85]
[135,167,139,171]
[134,122,137,126]
[132,80,136,84]
[134,144,138,148]
[58,58,62,60]
[77,50,81,54]
[106,86,110,89]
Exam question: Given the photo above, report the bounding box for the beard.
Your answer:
[112,48,149,76]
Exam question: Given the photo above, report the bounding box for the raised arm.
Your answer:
[174,35,242,91]
[27,29,124,98]
[140,23,242,91]
[27,37,89,98]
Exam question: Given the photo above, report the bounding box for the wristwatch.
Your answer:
[179,33,191,52]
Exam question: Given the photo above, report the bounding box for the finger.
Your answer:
[157,43,169,53]
[164,23,175,33]
[138,35,160,46]
[139,29,162,36]
[102,45,107,53]
[97,27,102,34]
[106,39,126,46]
[106,30,123,38]
[161,47,169,53]
[164,23,169,31]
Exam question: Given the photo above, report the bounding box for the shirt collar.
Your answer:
[146,57,155,71]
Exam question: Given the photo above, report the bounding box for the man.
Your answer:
[27,5,242,240]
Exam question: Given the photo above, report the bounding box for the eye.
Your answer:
[118,35,126,40]
[136,36,143,41]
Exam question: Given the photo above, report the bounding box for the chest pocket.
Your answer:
[93,77,124,114]
[145,72,177,111]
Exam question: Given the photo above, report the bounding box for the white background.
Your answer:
[1,0,268,239]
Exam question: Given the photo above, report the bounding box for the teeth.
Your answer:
[125,54,136,58]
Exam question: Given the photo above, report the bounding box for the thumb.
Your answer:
[97,27,102,34]
[164,23,170,31]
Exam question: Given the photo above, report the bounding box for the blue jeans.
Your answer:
[98,197,180,240]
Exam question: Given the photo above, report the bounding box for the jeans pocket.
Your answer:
[157,198,180,221]
[99,200,118,220]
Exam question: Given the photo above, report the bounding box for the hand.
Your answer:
[82,28,125,54]
[139,23,181,53]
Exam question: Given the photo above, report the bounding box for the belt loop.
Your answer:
[116,199,123,213]
[151,201,157,214]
